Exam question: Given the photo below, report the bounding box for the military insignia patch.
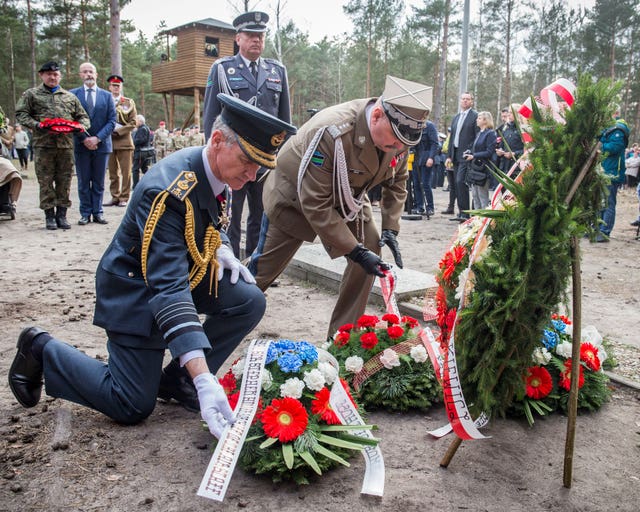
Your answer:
[311,150,325,166]
[167,171,198,201]
[227,67,236,75]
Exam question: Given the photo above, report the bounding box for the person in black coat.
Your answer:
[445,92,479,221]
[132,114,153,188]
[495,104,525,179]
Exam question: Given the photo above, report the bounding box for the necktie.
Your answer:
[86,88,95,116]
[453,110,467,148]
[250,61,258,80]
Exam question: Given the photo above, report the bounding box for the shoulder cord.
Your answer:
[297,126,366,224]
[142,193,222,297]
[217,64,257,106]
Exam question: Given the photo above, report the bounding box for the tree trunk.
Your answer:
[110,0,122,75]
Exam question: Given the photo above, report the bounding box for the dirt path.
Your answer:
[1,167,639,511]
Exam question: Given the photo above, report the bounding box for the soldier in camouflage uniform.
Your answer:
[153,121,169,159]
[188,125,205,147]
[15,61,90,230]
[170,128,186,152]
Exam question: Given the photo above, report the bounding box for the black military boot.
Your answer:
[45,208,57,230]
[157,359,200,412]
[55,206,71,230]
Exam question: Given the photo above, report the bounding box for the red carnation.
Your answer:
[559,359,585,391]
[381,313,400,324]
[360,331,379,350]
[445,307,458,330]
[401,315,419,328]
[580,342,601,372]
[333,331,351,347]
[219,371,237,395]
[261,397,308,442]
[357,315,379,329]
[387,325,404,339]
[452,245,467,264]
[338,323,354,333]
[525,366,553,399]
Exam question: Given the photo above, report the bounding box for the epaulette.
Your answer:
[166,170,198,201]
[327,120,354,139]
[263,57,284,68]
[215,56,236,65]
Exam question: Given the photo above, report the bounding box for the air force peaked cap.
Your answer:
[217,93,296,169]
[39,61,60,73]
[233,11,269,33]
[381,75,433,146]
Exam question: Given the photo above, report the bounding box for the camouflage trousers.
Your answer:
[34,147,74,210]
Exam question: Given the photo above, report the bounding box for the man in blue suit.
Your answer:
[203,11,291,259]
[70,62,116,226]
[8,94,296,439]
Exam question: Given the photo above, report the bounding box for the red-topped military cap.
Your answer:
[107,75,124,84]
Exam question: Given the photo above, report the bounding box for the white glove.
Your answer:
[216,244,256,285]
[193,373,235,438]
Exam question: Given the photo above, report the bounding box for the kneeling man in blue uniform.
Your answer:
[8,94,296,438]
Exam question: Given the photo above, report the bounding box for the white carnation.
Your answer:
[231,358,245,379]
[261,369,273,391]
[531,346,552,365]
[280,377,305,399]
[555,342,573,359]
[379,348,401,369]
[455,268,471,300]
[317,361,338,385]
[345,355,364,373]
[303,369,326,391]
[320,340,332,350]
[410,344,428,363]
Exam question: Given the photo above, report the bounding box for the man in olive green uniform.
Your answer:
[188,125,205,147]
[106,75,137,207]
[170,128,186,153]
[15,61,90,230]
[248,76,432,337]
[153,121,169,159]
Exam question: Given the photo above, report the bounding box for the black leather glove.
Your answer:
[346,245,390,277]
[378,229,403,268]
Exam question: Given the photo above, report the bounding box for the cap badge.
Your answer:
[271,131,286,147]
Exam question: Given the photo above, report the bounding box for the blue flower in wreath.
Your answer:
[277,352,304,373]
[542,329,559,350]
[551,319,566,333]
[297,341,318,364]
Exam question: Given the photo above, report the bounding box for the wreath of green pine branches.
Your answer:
[454,75,620,419]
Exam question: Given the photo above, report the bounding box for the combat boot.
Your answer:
[45,208,57,230]
[55,206,71,230]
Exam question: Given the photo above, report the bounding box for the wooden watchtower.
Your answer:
[152,18,236,130]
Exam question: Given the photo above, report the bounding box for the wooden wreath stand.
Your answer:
[439,147,600,489]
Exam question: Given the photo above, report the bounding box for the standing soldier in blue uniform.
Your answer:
[203,11,291,258]
[8,95,296,438]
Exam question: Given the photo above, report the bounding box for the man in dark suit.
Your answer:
[70,62,116,226]
[8,95,296,439]
[445,92,479,221]
[202,11,291,259]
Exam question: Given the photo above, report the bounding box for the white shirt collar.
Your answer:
[239,54,260,69]
[201,147,226,197]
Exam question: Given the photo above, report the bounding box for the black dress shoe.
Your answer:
[93,214,108,225]
[8,327,47,408]
[449,216,467,223]
[441,208,454,215]
[78,216,90,225]
[631,219,640,227]
[157,363,200,412]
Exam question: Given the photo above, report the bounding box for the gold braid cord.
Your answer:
[141,194,222,296]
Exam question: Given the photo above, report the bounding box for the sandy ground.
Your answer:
[1,163,639,511]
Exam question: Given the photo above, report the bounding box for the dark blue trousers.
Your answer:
[75,151,110,217]
[41,271,265,425]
